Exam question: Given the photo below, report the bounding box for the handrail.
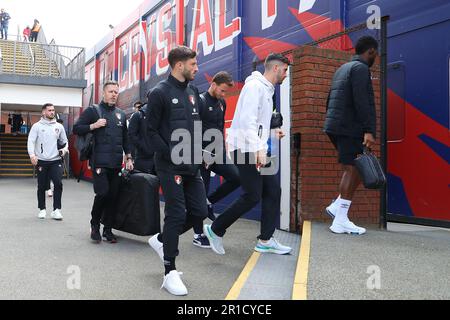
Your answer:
[28,43,35,65]
[0,38,84,50]
[0,39,85,80]
[36,45,72,64]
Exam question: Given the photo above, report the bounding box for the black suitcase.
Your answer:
[113,172,161,236]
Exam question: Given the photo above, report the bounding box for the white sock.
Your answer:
[329,195,342,210]
[335,199,352,222]
[327,196,342,215]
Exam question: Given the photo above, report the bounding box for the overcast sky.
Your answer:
[2,0,144,49]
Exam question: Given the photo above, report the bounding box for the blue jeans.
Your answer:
[0,24,8,40]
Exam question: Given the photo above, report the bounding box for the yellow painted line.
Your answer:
[225,252,261,300]
[292,221,312,300]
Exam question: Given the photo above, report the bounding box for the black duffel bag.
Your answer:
[354,148,386,190]
[113,172,161,236]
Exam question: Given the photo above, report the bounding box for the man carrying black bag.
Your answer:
[323,36,379,235]
[73,80,134,244]
[128,102,155,174]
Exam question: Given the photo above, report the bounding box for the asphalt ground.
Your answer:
[307,221,450,299]
[1,178,448,301]
[0,178,263,300]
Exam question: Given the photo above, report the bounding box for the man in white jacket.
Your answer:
[28,103,68,220]
[204,53,292,255]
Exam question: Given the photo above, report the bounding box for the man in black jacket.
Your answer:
[128,102,155,174]
[323,36,378,235]
[146,46,207,296]
[73,80,133,244]
[191,71,240,248]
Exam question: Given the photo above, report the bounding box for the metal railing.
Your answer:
[0,38,85,80]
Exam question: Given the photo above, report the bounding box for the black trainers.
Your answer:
[91,225,101,243]
[207,204,216,221]
[193,234,211,249]
[102,228,118,244]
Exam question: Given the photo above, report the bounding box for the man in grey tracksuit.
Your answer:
[28,103,68,220]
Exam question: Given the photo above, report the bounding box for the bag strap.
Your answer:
[199,93,207,114]
[138,108,145,120]
[92,104,102,120]
[90,104,102,171]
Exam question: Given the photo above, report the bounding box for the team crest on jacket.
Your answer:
[55,128,60,135]
[174,175,183,185]
[116,113,121,120]
[189,95,196,106]
[219,103,224,112]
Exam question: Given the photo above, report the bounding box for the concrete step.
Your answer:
[0,168,34,174]
[1,154,30,159]
[0,134,28,139]
[0,148,27,153]
[0,159,30,164]
[0,164,34,169]
[0,173,34,178]
[0,140,28,145]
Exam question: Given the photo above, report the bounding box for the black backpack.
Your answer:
[75,105,101,161]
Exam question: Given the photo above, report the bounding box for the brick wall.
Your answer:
[290,46,382,230]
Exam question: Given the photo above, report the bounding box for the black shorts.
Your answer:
[328,134,364,165]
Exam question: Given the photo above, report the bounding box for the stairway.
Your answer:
[0,40,60,77]
[0,134,34,178]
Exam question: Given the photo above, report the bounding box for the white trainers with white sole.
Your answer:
[161,271,188,296]
[148,234,164,262]
[203,224,225,255]
[330,220,366,235]
[255,237,292,255]
[51,209,63,221]
[38,210,46,219]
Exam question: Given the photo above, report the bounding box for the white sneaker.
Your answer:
[148,234,164,262]
[255,237,292,255]
[203,224,225,255]
[330,220,366,235]
[38,210,46,219]
[47,190,53,197]
[51,209,63,221]
[161,271,188,296]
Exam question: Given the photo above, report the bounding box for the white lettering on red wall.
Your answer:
[262,0,277,30]
[214,0,241,51]
[156,2,173,76]
[299,0,317,14]
[190,0,214,56]
[118,27,140,92]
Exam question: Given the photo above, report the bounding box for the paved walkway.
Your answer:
[1,178,449,300]
[305,222,450,299]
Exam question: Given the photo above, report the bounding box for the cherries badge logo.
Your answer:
[174,175,183,185]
